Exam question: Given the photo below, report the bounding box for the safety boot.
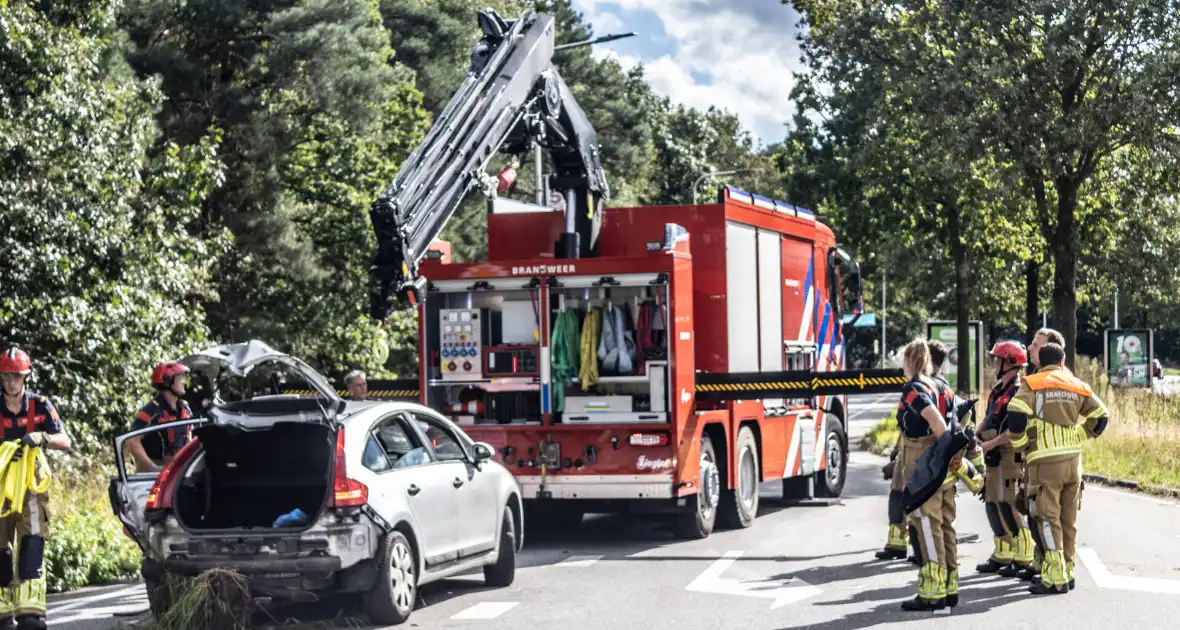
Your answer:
[1028,581,1068,595]
[0,617,14,630]
[1017,565,1038,581]
[875,547,906,561]
[997,563,1027,578]
[901,596,946,611]
[14,615,45,630]
[975,558,1008,573]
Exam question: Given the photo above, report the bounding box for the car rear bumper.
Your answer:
[515,474,674,499]
[162,555,343,576]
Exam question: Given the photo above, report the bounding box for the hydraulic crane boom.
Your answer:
[368,9,612,320]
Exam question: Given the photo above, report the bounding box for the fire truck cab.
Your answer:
[414,186,864,538]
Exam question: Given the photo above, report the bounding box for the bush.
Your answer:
[44,464,141,593]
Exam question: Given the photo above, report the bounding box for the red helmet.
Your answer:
[151,362,191,389]
[0,349,32,375]
[989,340,1028,367]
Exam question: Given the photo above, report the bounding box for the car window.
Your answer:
[373,417,430,470]
[362,435,391,472]
[411,414,468,462]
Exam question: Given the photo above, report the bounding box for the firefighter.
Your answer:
[0,348,71,630]
[879,340,979,567]
[126,362,194,473]
[1004,342,1107,595]
[1012,327,1067,582]
[895,339,960,611]
[974,341,1035,576]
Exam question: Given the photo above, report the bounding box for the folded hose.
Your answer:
[0,442,50,518]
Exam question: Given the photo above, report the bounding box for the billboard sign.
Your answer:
[926,321,984,393]
[1104,329,1153,388]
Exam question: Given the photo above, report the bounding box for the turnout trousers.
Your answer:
[1025,454,1082,589]
[984,449,1034,566]
[0,490,50,622]
[901,436,958,602]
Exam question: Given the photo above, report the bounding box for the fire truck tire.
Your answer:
[814,423,847,498]
[674,434,720,540]
[719,426,760,529]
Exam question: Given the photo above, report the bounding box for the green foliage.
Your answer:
[0,0,225,443]
[119,0,431,378]
[45,464,142,593]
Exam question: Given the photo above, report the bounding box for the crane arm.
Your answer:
[368,9,610,320]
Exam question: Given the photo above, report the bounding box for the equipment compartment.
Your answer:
[547,274,670,424]
[424,281,544,426]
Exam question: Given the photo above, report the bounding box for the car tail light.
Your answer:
[145,438,201,511]
[331,429,368,508]
[629,432,669,447]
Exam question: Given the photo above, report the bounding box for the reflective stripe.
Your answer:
[920,516,938,565]
[13,578,45,615]
[1086,405,1107,419]
[1026,418,1086,462]
[1008,398,1034,414]
[1008,432,1029,448]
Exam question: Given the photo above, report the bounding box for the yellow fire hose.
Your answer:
[0,442,50,518]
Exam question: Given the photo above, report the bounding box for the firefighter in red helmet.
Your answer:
[0,348,70,630]
[975,340,1036,577]
[126,362,194,473]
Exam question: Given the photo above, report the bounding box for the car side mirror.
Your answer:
[472,442,495,464]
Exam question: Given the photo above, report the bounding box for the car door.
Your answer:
[108,419,206,551]
[408,411,499,559]
[363,413,461,568]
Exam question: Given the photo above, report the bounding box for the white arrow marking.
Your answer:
[685,551,822,609]
[1077,548,1180,594]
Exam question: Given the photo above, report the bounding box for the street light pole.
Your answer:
[881,270,887,368]
[692,168,761,205]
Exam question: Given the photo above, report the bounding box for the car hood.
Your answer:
[178,340,343,408]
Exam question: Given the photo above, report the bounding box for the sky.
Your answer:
[570,0,807,148]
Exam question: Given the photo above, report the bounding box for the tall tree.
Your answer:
[118,0,431,374]
[0,0,225,445]
[791,0,1180,368]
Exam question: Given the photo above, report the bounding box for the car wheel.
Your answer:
[674,434,719,540]
[364,530,418,625]
[719,426,760,529]
[483,506,517,587]
[814,423,847,498]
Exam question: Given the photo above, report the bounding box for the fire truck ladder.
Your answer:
[694,368,908,401]
[368,9,624,320]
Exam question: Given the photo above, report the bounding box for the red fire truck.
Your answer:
[365,9,904,538]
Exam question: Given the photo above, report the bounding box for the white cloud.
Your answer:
[575,0,806,146]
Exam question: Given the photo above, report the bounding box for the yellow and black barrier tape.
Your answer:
[280,378,420,401]
[695,369,907,401]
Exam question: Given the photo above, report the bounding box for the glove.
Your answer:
[20,432,46,448]
[882,460,895,480]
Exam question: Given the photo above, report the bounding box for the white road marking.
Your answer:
[51,584,145,613]
[684,550,822,609]
[451,602,520,620]
[1077,548,1180,595]
[52,602,150,625]
[557,555,603,567]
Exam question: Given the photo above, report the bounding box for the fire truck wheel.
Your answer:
[814,423,847,498]
[719,426,760,529]
[674,434,719,539]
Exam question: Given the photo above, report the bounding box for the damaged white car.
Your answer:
[108,341,523,625]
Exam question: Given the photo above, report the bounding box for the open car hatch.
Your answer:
[179,340,344,425]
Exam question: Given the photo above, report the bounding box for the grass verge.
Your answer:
[858,357,1180,492]
[45,460,141,593]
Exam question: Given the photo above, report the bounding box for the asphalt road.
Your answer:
[50,393,1180,629]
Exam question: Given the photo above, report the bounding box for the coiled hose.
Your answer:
[0,442,50,517]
